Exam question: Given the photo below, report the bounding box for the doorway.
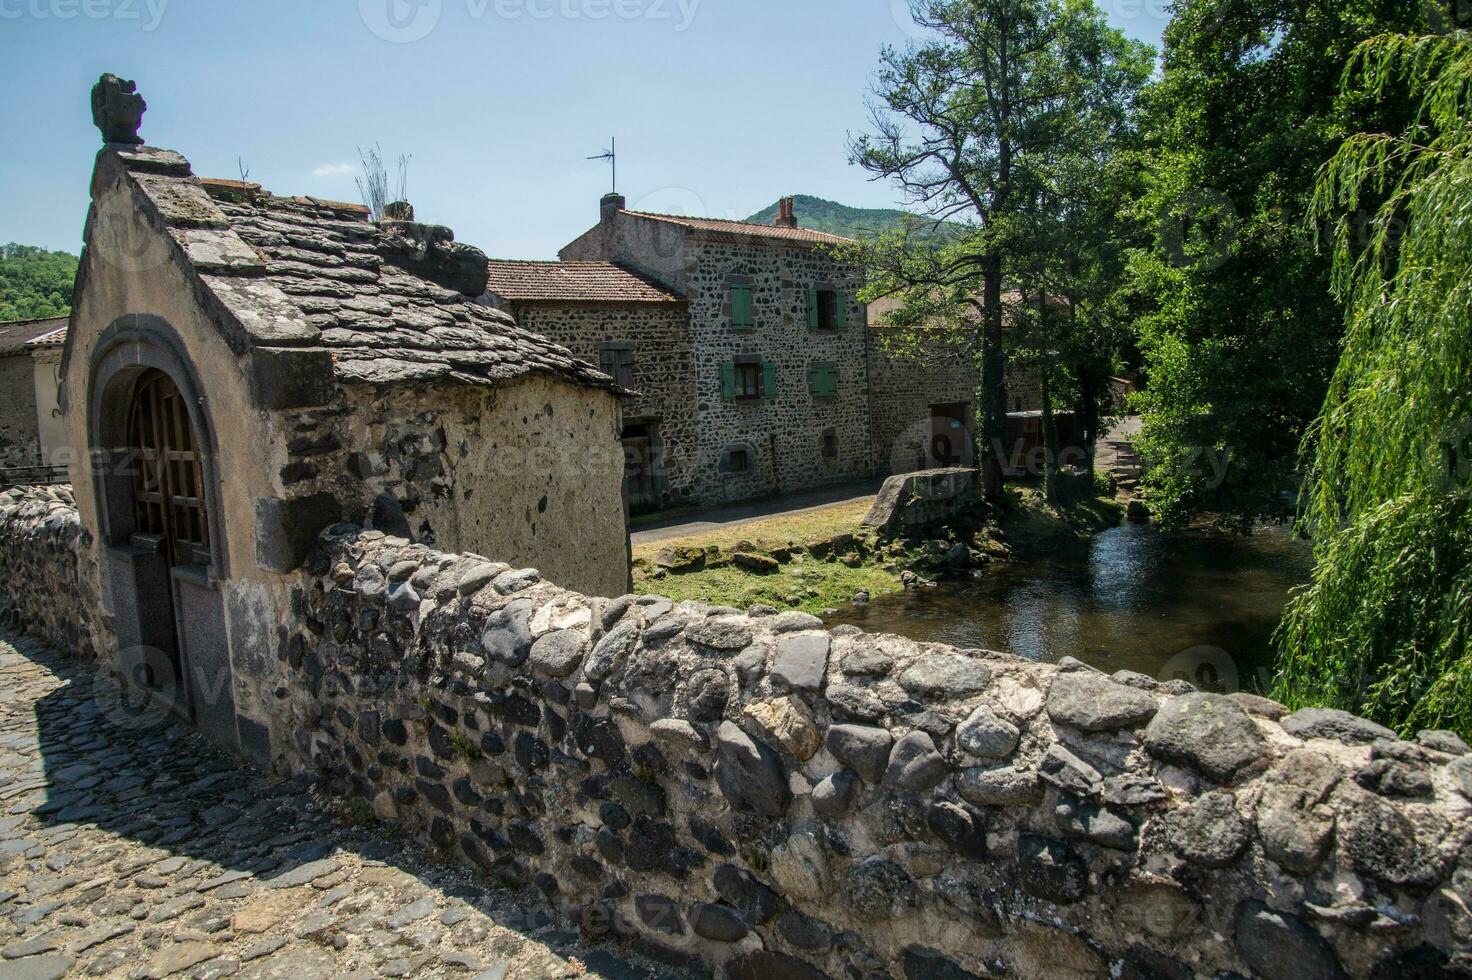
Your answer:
[108,368,235,746]
[930,402,973,468]
[622,421,661,514]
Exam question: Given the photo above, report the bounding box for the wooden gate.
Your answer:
[129,369,211,569]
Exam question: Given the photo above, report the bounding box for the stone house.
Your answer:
[867,295,1064,477]
[484,259,695,512]
[0,316,69,479]
[60,75,628,762]
[549,194,875,506]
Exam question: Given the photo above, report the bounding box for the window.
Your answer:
[598,344,635,389]
[729,283,754,331]
[821,428,838,459]
[720,358,776,401]
[719,444,756,474]
[808,362,838,399]
[807,286,848,331]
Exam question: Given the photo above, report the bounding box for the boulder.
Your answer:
[1047,672,1158,731]
[863,468,984,537]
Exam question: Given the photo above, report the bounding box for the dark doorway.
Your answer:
[622,421,661,514]
[114,369,235,746]
[930,402,972,468]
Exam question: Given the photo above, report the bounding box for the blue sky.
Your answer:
[0,0,1168,260]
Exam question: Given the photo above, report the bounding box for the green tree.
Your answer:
[1125,0,1438,530]
[1274,30,1472,737]
[848,0,1152,494]
[0,244,79,321]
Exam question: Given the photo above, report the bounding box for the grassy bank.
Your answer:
[631,500,900,614]
[632,486,1124,614]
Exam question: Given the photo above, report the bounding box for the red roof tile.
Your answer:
[485,260,684,304]
[622,211,856,246]
[0,317,68,356]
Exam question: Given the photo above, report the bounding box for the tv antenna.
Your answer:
[588,137,616,194]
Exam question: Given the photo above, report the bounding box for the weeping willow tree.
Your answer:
[1273,31,1472,736]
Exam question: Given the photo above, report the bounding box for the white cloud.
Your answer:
[313,162,357,178]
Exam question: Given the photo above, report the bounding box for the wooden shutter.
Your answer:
[731,285,753,331]
[808,364,837,397]
[720,362,736,401]
[806,287,820,329]
[835,290,848,329]
[762,361,777,399]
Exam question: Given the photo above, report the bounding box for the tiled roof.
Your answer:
[622,210,856,247]
[0,317,68,357]
[485,260,683,304]
[26,326,68,349]
[101,146,619,393]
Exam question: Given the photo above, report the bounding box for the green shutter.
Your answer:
[824,366,839,396]
[730,284,753,331]
[808,365,837,398]
[806,287,819,329]
[720,362,736,401]
[762,361,777,399]
[835,290,848,330]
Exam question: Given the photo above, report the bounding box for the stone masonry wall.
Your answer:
[274,525,1472,979]
[868,330,1046,478]
[514,302,700,507]
[683,240,874,505]
[4,487,1472,979]
[0,354,43,469]
[0,486,97,656]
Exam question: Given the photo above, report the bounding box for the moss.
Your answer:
[339,797,375,827]
[447,731,482,761]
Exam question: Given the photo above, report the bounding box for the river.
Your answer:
[826,521,1314,694]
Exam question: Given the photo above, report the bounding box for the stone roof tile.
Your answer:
[107,152,620,393]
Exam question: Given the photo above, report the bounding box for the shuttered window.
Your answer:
[808,363,838,398]
[730,284,754,331]
[808,287,846,330]
[721,360,774,401]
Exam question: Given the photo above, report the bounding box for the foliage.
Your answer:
[845,0,1152,492]
[0,244,79,321]
[1124,0,1438,530]
[1274,30,1472,737]
[355,144,411,222]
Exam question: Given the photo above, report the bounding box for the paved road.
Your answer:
[0,634,677,980]
[630,480,882,546]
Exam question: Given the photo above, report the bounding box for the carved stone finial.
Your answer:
[91,73,147,145]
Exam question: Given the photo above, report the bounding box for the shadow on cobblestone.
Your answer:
[0,633,693,980]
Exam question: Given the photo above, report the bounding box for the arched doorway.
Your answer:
[128,369,212,570]
[123,369,212,693]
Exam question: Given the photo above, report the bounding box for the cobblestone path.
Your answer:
[0,636,681,980]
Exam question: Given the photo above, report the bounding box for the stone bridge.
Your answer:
[1,486,1469,979]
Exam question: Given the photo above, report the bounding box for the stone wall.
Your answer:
[4,487,1470,978]
[680,240,874,505]
[513,302,700,508]
[0,354,42,469]
[0,486,97,655]
[867,330,1048,478]
[273,525,1472,979]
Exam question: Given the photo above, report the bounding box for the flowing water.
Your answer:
[826,522,1314,693]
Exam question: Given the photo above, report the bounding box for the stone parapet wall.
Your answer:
[0,485,97,656]
[2,489,1470,978]
[273,525,1472,979]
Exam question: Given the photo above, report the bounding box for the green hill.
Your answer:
[0,244,79,322]
[744,195,935,240]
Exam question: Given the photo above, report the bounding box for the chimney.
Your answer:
[772,196,798,229]
[601,191,626,223]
